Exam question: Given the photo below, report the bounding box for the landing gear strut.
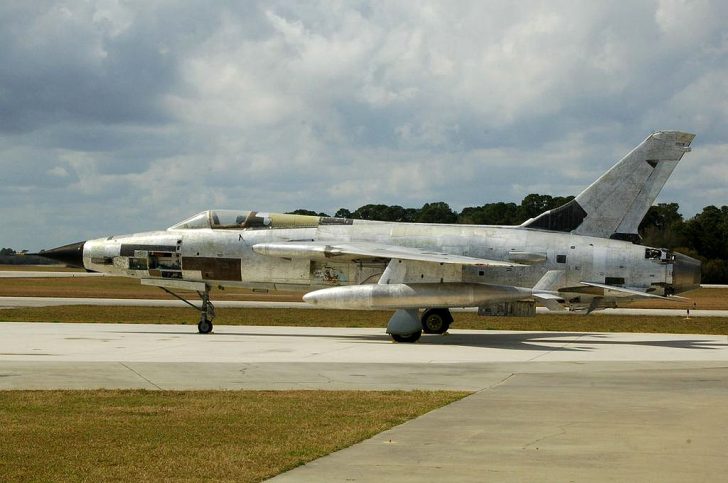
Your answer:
[159,286,216,334]
[197,290,215,334]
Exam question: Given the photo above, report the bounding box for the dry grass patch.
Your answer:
[0,389,466,482]
[0,264,79,272]
[0,276,303,301]
[1,306,727,334]
[626,287,728,310]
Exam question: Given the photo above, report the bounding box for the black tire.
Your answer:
[391,331,422,343]
[198,318,213,334]
[421,308,453,334]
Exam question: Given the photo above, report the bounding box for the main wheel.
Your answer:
[198,318,213,334]
[391,331,422,343]
[421,308,453,334]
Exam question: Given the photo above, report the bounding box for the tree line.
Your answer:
[289,194,728,283]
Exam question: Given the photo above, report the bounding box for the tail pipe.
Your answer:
[670,252,701,295]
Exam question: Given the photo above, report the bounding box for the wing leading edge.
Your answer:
[252,241,521,267]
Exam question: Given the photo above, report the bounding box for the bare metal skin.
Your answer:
[41,131,701,342]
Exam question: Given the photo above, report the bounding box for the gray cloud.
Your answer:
[1,0,727,250]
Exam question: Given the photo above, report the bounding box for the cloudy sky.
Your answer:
[1,0,726,250]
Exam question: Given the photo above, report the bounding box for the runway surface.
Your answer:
[1,296,726,317]
[1,322,727,390]
[2,322,727,481]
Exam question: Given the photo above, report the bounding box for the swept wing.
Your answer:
[252,241,521,267]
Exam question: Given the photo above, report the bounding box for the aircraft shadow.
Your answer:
[111,329,727,352]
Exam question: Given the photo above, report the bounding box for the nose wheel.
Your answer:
[198,316,213,334]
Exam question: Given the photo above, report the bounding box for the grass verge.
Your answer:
[0,276,303,301]
[1,306,727,334]
[0,389,467,482]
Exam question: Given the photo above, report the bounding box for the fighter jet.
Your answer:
[38,131,701,342]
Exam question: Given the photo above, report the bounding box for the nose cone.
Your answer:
[37,241,86,268]
[671,252,701,294]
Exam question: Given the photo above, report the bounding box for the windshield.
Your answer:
[168,210,253,230]
[168,211,210,229]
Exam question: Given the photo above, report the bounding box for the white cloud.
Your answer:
[1,0,727,249]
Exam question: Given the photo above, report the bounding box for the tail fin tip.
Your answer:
[522,130,695,239]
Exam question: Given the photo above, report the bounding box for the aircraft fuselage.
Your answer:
[82,218,698,302]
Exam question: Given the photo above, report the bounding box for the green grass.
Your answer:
[1,305,727,334]
[0,389,467,482]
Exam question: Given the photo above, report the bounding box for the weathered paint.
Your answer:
[83,216,697,311]
[77,130,701,313]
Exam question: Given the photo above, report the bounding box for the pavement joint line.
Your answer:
[522,424,571,450]
[472,372,515,394]
[118,362,162,390]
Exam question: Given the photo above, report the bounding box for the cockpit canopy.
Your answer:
[168,210,343,231]
[168,210,261,230]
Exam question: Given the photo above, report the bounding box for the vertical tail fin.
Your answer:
[521,131,695,240]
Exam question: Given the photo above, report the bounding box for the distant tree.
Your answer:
[416,202,457,223]
[518,194,554,220]
[286,209,330,217]
[639,203,685,248]
[334,208,352,218]
[402,208,420,223]
[641,203,683,230]
[352,204,391,221]
[0,248,16,256]
[382,205,407,222]
[458,202,521,225]
[518,194,574,221]
[682,205,728,260]
[383,205,419,222]
[701,258,728,284]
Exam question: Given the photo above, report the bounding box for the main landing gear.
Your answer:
[387,308,453,343]
[158,286,216,334]
[420,308,453,334]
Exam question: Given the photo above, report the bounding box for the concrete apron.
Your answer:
[270,363,728,482]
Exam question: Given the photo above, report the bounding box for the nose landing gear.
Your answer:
[197,290,216,334]
[158,286,216,334]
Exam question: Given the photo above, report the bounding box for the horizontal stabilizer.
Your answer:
[576,281,689,302]
[532,292,567,312]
